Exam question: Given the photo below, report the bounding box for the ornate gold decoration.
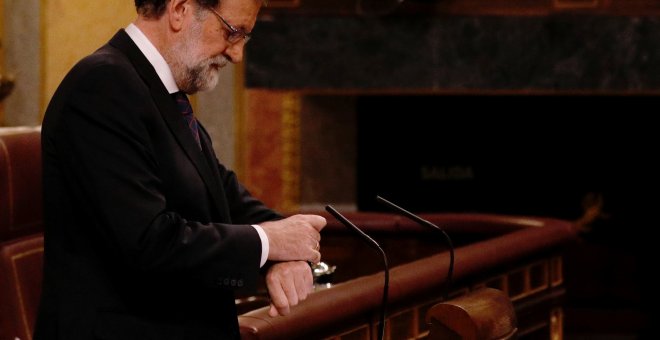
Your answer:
[280,93,301,212]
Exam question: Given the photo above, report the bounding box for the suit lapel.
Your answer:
[108,30,230,222]
[199,128,232,221]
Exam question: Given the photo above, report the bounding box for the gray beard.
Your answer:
[165,21,228,94]
[187,55,227,93]
[169,52,227,94]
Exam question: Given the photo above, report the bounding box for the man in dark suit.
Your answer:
[35,0,325,339]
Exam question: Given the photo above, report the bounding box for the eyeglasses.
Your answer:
[208,8,252,44]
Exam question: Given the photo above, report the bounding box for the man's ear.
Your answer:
[167,0,190,32]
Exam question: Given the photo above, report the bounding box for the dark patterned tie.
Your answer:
[173,91,201,149]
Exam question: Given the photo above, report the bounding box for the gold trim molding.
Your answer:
[280,93,301,212]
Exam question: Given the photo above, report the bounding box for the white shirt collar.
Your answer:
[125,23,179,94]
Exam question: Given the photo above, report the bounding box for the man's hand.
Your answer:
[265,261,314,317]
[260,214,326,263]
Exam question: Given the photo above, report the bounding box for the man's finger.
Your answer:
[267,277,290,317]
[268,304,279,317]
[281,274,300,308]
[303,214,326,231]
[309,249,321,264]
[294,268,309,301]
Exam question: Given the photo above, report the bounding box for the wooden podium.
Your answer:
[239,212,577,339]
[426,287,517,340]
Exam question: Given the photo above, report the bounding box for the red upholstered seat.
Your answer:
[0,127,43,241]
[0,233,44,340]
[0,127,44,340]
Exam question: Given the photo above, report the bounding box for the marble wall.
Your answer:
[246,15,660,91]
[244,14,660,210]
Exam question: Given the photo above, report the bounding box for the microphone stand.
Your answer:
[376,195,454,300]
[326,205,389,340]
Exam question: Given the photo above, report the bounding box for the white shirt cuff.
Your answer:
[251,224,269,267]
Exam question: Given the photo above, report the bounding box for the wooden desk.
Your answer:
[239,212,578,339]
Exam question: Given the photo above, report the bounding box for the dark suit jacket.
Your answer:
[35,30,280,340]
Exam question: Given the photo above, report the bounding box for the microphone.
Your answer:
[325,205,389,340]
[376,195,454,300]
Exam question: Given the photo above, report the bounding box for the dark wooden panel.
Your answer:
[259,0,660,16]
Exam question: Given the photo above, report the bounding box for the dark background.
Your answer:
[356,95,657,222]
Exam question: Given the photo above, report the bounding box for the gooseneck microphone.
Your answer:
[376,195,454,300]
[325,205,389,340]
